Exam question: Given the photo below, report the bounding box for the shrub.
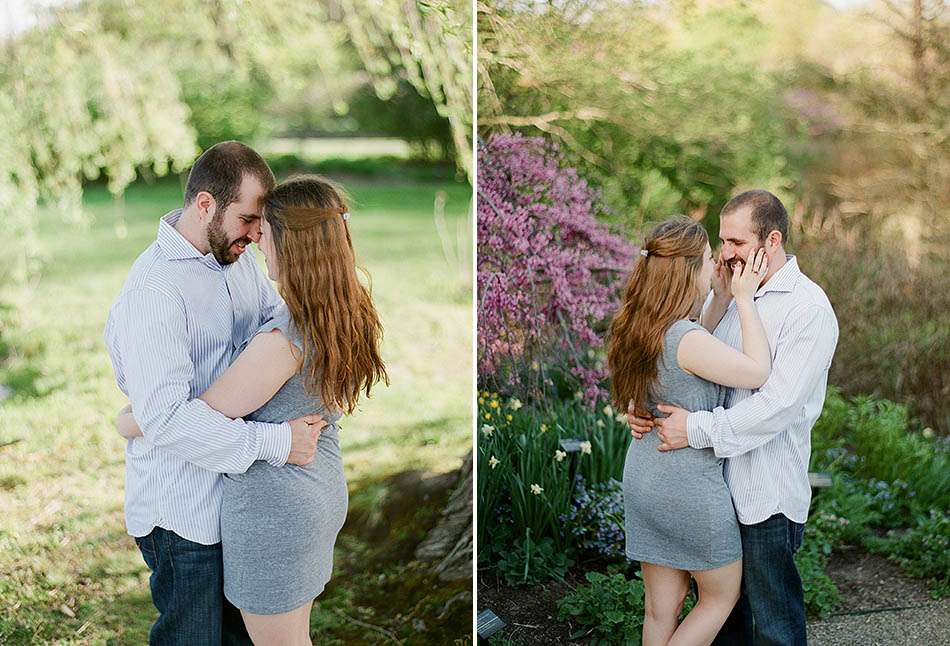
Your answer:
[795,546,841,619]
[806,388,950,600]
[562,476,627,562]
[811,388,950,511]
[477,134,635,404]
[557,571,645,645]
[868,510,950,598]
[797,235,949,435]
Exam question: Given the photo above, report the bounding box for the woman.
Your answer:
[607,217,770,646]
[117,174,388,645]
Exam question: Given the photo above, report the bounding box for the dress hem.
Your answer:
[626,552,741,572]
[225,581,328,616]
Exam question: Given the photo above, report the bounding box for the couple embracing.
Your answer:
[104,141,388,645]
[607,190,839,646]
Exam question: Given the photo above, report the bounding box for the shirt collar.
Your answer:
[755,254,801,298]
[157,209,225,270]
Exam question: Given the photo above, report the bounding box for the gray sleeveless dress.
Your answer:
[622,319,741,570]
[221,306,348,614]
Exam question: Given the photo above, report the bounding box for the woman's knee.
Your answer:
[242,604,313,646]
[645,584,688,621]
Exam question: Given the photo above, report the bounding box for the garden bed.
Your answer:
[480,548,950,646]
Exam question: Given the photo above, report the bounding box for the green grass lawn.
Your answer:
[0,176,473,644]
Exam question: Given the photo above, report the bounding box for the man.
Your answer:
[628,190,838,645]
[104,141,324,645]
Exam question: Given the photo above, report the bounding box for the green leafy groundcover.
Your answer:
[557,571,646,644]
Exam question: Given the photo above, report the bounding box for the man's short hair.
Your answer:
[721,189,789,244]
[183,141,276,212]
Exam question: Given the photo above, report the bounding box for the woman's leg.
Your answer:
[241,601,314,646]
[641,562,691,646]
[667,559,742,646]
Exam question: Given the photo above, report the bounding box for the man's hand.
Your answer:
[655,404,690,451]
[626,401,655,440]
[287,414,327,465]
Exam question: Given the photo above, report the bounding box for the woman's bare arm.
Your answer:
[700,258,732,333]
[678,250,771,389]
[677,328,771,389]
[116,404,142,438]
[198,330,299,418]
[113,330,299,439]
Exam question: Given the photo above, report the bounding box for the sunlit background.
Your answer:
[0,1,473,643]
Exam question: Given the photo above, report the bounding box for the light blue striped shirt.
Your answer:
[687,256,839,525]
[104,209,292,544]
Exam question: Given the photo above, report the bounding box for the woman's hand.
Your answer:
[116,405,144,439]
[731,248,768,302]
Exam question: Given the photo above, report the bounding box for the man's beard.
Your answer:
[207,212,249,265]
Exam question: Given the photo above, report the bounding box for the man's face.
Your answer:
[206,174,266,265]
[718,207,762,272]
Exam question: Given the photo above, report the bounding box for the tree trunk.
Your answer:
[414,450,473,581]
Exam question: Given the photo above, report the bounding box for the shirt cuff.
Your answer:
[258,422,292,467]
[687,411,715,449]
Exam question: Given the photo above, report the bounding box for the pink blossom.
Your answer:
[478,134,636,405]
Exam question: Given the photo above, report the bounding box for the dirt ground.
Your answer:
[806,548,949,646]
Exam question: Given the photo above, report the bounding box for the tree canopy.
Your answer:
[1,0,472,286]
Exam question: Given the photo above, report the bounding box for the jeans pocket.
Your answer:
[135,533,158,571]
[789,521,805,553]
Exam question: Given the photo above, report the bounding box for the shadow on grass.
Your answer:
[342,416,467,454]
[2,365,43,399]
[310,467,472,645]
[0,363,65,403]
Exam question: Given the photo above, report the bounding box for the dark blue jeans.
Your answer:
[713,513,807,646]
[135,527,252,646]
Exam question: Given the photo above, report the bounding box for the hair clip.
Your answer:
[341,212,350,221]
[640,249,649,257]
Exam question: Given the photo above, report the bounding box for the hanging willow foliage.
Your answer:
[335,0,473,181]
[1,0,472,290]
[0,3,197,287]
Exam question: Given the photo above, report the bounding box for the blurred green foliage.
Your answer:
[478,0,949,432]
[479,1,807,232]
[347,80,456,161]
[1,0,471,293]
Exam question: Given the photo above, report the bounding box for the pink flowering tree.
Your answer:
[477,134,636,404]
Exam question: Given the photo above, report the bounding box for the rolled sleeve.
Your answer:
[259,422,292,467]
[687,411,715,449]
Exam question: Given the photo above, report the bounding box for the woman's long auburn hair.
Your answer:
[264,174,388,415]
[607,217,708,413]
